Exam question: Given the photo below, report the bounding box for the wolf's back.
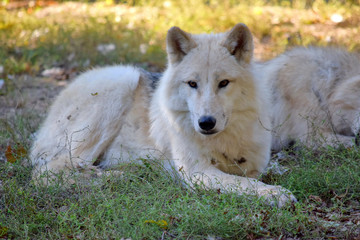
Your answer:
[263,47,360,150]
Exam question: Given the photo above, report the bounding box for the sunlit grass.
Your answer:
[0,158,316,239]
[1,0,360,75]
[1,1,360,238]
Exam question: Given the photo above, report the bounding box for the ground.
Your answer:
[0,1,360,239]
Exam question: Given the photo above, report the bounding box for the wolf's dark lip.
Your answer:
[200,130,218,135]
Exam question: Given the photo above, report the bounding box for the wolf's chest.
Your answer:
[207,151,251,177]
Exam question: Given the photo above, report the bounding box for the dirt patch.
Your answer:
[0,74,68,161]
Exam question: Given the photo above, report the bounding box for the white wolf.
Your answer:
[31,24,295,206]
[261,47,360,150]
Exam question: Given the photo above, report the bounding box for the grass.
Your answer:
[1,159,316,239]
[1,148,359,239]
[1,0,360,239]
[264,146,360,203]
[1,0,360,75]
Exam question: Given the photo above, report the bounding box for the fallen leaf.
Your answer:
[144,219,168,229]
[41,67,75,81]
[5,144,27,163]
[5,146,16,163]
[309,195,323,203]
[41,67,65,78]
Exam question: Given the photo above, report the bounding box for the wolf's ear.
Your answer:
[166,26,197,64]
[223,23,254,63]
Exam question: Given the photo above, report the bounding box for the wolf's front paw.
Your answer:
[257,184,297,207]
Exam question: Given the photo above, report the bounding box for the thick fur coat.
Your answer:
[31,24,295,207]
[261,47,360,150]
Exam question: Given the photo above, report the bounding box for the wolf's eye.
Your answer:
[188,81,198,89]
[218,79,230,88]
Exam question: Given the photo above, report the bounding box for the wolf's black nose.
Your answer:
[198,116,216,131]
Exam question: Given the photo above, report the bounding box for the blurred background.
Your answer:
[1,0,360,75]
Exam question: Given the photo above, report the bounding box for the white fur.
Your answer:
[31,66,146,172]
[30,24,296,207]
[261,47,360,150]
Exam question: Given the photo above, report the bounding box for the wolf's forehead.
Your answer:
[188,38,234,67]
[190,36,229,58]
[182,51,237,81]
[193,33,226,51]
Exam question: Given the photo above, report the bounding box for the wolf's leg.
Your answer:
[183,164,295,207]
[32,122,127,179]
[328,75,360,138]
[172,151,296,207]
[302,132,356,149]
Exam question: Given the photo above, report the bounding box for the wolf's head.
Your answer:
[162,23,257,136]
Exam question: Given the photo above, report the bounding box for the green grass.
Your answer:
[283,147,360,202]
[1,0,360,239]
[1,148,359,239]
[263,147,360,204]
[1,160,315,239]
[1,0,360,75]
